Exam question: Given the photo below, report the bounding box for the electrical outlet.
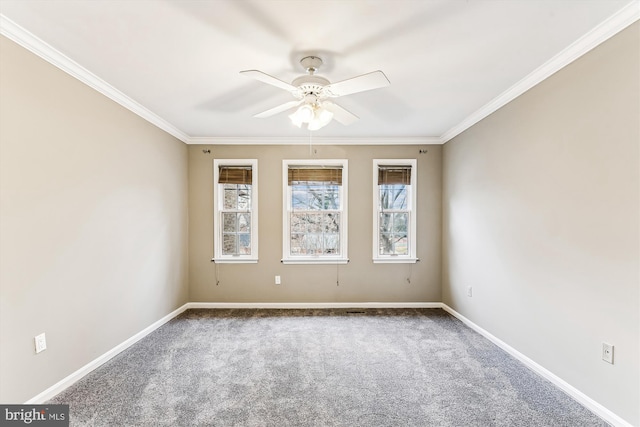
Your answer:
[602,343,614,364]
[275,275,281,285]
[467,286,473,297]
[34,333,47,353]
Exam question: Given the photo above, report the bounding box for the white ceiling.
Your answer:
[0,0,637,144]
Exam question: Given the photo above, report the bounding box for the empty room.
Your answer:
[0,1,638,426]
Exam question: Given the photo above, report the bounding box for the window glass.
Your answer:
[283,161,348,264]
[214,160,258,263]
[373,160,417,263]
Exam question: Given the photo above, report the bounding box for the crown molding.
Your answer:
[440,1,640,143]
[0,15,440,147]
[186,136,443,145]
[0,14,190,143]
[3,2,638,147]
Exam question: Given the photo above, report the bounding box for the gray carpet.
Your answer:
[50,308,608,426]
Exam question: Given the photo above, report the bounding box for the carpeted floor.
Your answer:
[50,308,609,426]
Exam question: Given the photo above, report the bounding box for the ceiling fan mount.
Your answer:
[240,55,390,130]
[299,55,323,74]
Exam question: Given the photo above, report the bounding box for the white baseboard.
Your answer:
[441,304,631,427]
[187,301,442,309]
[25,301,438,403]
[25,301,629,426]
[25,303,190,404]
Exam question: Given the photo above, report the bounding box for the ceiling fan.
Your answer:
[240,56,390,131]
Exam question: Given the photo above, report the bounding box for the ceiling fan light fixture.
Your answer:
[317,107,333,124]
[289,104,314,127]
[298,104,314,122]
[289,103,332,130]
[307,108,333,131]
[289,112,303,128]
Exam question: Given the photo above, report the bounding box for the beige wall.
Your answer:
[189,144,442,303]
[1,16,637,425]
[0,36,190,403]
[442,23,639,425]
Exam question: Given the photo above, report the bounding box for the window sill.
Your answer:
[373,257,419,264]
[282,258,349,265]
[211,258,258,264]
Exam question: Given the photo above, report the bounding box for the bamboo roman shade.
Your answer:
[218,166,252,184]
[378,166,412,185]
[288,167,343,185]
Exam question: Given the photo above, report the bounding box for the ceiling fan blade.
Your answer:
[324,71,390,97]
[323,102,359,126]
[254,100,302,118]
[240,70,297,93]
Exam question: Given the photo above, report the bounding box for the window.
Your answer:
[373,159,417,263]
[283,159,348,264]
[213,159,258,263]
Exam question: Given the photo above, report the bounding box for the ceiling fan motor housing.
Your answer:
[292,75,330,98]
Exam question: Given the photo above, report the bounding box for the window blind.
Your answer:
[288,167,343,185]
[218,166,252,184]
[378,166,411,185]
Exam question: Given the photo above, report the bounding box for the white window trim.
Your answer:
[212,159,258,263]
[282,159,349,265]
[373,159,418,264]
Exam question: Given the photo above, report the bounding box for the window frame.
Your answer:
[282,159,349,264]
[373,159,418,263]
[213,159,258,263]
